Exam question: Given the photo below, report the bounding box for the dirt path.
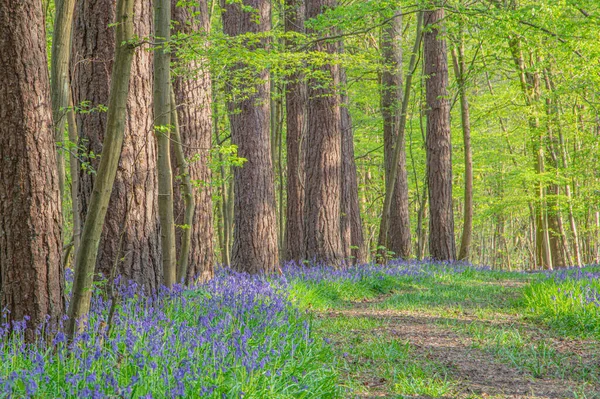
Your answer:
[325,304,599,399]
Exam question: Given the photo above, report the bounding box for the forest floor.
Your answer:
[309,271,600,398]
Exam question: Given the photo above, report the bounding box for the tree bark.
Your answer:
[378,10,413,260]
[72,0,162,290]
[0,0,64,337]
[424,8,456,261]
[222,0,279,274]
[67,0,136,338]
[283,0,306,263]
[304,0,343,265]
[171,0,214,282]
[451,29,473,261]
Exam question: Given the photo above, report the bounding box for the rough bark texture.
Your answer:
[72,0,162,291]
[222,0,279,274]
[304,0,343,265]
[381,13,411,260]
[424,8,456,261]
[172,0,215,282]
[340,67,367,264]
[283,0,306,263]
[0,0,64,335]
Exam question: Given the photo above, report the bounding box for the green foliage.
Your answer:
[524,271,600,338]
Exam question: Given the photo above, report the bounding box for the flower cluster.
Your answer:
[277,258,479,284]
[0,269,339,398]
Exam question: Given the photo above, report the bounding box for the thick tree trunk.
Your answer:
[283,0,306,263]
[424,8,456,261]
[379,10,412,260]
[451,31,473,261]
[340,66,367,264]
[222,0,279,274]
[67,0,136,338]
[72,0,162,291]
[0,0,64,337]
[171,0,214,282]
[304,0,343,265]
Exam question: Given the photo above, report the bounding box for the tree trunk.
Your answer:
[451,29,473,262]
[340,66,367,264]
[0,0,64,337]
[72,0,162,291]
[283,0,306,263]
[379,10,413,260]
[424,8,456,261]
[170,89,194,283]
[304,0,343,265]
[67,96,81,257]
[66,0,136,338]
[51,0,77,200]
[222,0,279,274]
[154,0,176,287]
[171,0,214,282]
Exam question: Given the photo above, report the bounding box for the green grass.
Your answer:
[288,266,600,397]
[289,274,406,310]
[311,315,456,398]
[524,273,600,338]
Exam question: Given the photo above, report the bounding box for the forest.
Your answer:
[0,0,599,397]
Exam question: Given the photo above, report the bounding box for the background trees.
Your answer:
[2,0,600,332]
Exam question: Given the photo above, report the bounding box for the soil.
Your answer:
[325,300,600,399]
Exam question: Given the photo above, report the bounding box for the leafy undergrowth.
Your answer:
[0,270,340,398]
[2,262,599,398]
[287,262,600,398]
[524,266,600,338]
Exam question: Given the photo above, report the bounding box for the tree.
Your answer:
[66,0,137,338]
[0,0,64,337]
[304,0,343,265]
[450,23,473,261]
[424,8,456,261]
[283,0,307,263]
[171,0,215,282]
[51,0,77,200]
[379,9,412,260]
[154,0,177,286]
[72,0,162,290]
[340,65,367,264]
[377,11,423,262]
[222,0,279,274]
